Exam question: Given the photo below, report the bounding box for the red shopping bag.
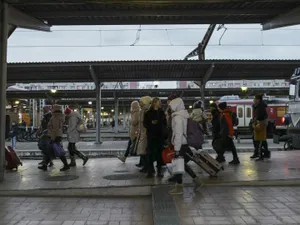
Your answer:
[162,145,175,164]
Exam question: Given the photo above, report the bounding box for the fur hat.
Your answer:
[52,104,62,112]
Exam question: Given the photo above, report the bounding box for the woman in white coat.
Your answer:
[168,98,203,195]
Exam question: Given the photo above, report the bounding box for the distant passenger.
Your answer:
[218,102,240,165]
[64,106,89,167]
[117,101,141,163]
[190,100,208,134]
[252,94,271,160]
[38,106,53,167]
[38,104,70,171]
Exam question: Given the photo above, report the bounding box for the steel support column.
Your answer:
[0,2,8,182]
[95,83,102,144]
[123,107,126,129]
[114,93,119,134]
[200,83,205,106]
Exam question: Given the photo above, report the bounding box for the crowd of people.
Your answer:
[117,93,271,195]
[37,105,89,171]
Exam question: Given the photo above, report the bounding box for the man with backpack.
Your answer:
[218,102,240,165]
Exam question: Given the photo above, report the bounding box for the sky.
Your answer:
[7,24,300,62]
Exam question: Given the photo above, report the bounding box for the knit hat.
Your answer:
[167,94,178,101]
[52,104,62,112]
[193,100,202,109]
[64,107,72,115]
[218,102,227,110]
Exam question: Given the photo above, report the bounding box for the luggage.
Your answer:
[185,118,204,150]
[5,146,22,170]
[186,150,223,177]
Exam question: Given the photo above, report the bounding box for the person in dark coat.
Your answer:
[143,97,167,178]
[251,94,270,160]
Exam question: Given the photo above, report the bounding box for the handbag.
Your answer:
[77,118,87,133]
[171,157,185,175]
[52,143,66,158]
[162,145,174,164]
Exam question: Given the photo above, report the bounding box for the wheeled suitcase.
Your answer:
[5,146,22,170]
[186,151,223,177]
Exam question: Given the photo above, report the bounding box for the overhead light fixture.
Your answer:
[189,105,192,109]
[88,101,92,105]
[15,100,20,104]
[241,86,248,92]
[111,109,114,112]
[101,107,104,110]
[120,113,122,115]
[50,89,57,93]
[209,100,214,104]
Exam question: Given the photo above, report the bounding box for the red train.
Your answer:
[216,95,289,135]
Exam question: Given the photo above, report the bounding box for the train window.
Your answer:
[277,107,286,117]
[238,107,243,118]
[246,108,252,118]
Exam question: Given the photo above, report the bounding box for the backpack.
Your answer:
[231,112,239,126]
[185,118,204,150]
[77,118,87,133]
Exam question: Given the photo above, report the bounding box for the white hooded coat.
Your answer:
[169,98,189,152]
[67,111,81,143]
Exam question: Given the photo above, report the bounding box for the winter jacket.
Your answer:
[129,101,140,141]
[66,111,81,143]
[136,96,152,155]
[144,108,167,140]
[48,110,65,140]
[169,98,189,152]
[253,120,267,141]
[253,101,268,121]
[190,108,208,124]
[220,108,234,139]
[211,109,221,138]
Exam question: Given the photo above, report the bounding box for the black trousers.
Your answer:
[175,144,197,184]
[68,142,85,159]
[254,140,270,158]
[147,138,164,174]
[216,137,239,161]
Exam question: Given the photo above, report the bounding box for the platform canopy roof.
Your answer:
[8,0,300,27]
[6,87,289,100]
[7,59,299,83]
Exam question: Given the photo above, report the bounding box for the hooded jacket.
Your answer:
[48,105,65,140]
[66,111,82,143]
[129,101,141,141]
[190,108,208,124]
[169,98,189,152]
[136,96,152,155]
[253,100,268,122]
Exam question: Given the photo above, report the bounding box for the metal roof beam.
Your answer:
[7,5,50,32]
[29,8,281,18]
[8,24,16,38]
[262,6,300,30]
[184,24,216,60]
[89,65,99,85]
[203,63,215,84]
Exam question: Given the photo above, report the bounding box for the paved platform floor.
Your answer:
[0,196,152,225]
[172,186,300,225]
[2,151,300,192]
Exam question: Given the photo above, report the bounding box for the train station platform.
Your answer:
[1,148,300,225]
[10,139,284,159]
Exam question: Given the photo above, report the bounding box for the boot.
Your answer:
[38,160,45,165]
[60,157,70,171]
[117,156,127,163]
[156,169,164,178]
[169,184,184,195]
[83,156,89,166]
[193,177,204,188]
[229,159,240,165]
[38,164,47,171]
[250,154,259,159]
[48,161,54,167]
[68,156,76,167]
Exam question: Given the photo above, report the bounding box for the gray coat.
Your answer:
[67,111,81,143]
